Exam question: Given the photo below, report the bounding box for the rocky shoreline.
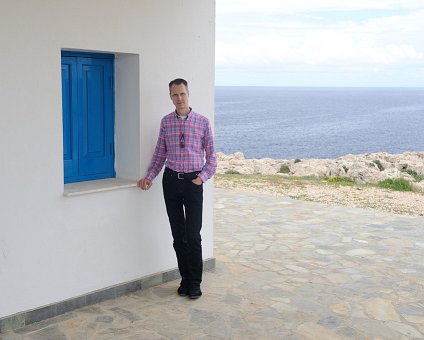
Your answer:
[216,151,424,191]
[215,152,424,216]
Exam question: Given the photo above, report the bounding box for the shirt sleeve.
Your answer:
[198,120,217,183]
[146,121,167,181]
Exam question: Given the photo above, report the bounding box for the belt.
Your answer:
[164,167,201,180]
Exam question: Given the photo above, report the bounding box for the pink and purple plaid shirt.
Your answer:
[146,110,217,183]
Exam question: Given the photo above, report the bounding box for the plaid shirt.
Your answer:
[146,110,217,183]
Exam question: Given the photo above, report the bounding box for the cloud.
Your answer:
[215,1,424,86]
[216,4,424,68]
[300,30,423,66]
[217,0,424,14]
[216,33,423,67]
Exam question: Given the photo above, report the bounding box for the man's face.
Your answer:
[170,83,189,113]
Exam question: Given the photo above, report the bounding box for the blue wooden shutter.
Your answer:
[61,52,115,183]
[61,57,78,180]
[77,57,115,179]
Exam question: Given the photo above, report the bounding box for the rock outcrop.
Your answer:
[216,151,424,187]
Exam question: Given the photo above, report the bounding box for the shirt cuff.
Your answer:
[145,172,155,181]
[198,172,207,183]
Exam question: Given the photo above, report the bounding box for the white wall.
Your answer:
[0,0,215,318]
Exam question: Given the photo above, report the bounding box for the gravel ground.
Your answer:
[215,175,424,217]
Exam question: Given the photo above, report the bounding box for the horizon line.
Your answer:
[215,85,424,88]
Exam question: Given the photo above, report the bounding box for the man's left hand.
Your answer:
[192,177,203,185]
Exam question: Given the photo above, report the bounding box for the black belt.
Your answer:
[164,167,200,180]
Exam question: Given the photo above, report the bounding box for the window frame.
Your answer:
[61,50,116,184]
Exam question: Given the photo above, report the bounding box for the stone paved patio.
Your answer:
[2,188,424,339]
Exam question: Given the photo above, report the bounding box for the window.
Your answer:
[61,51,115,184]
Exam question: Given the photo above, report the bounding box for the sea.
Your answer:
[214,86,424,160]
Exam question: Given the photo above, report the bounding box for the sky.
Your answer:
[215,0,424,87]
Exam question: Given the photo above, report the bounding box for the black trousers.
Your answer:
[162,168,203,284]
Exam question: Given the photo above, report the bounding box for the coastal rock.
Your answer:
[290,159,330,178]
[412,182,424,192]
[216,152,424,192]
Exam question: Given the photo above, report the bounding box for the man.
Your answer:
[138,78,217,299]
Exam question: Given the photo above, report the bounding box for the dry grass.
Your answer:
[215,174,424,216]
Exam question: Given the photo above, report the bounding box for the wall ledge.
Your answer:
[64,178,137,197]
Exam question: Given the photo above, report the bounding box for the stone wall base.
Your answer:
[0,258,215,333]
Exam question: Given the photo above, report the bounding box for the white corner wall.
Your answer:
[0,0,215,318]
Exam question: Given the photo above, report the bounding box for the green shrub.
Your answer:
[401,168,424,182]
[294,159,301,163]
[372,160,384,171]
[224,169,240,175]
[326,176,354,184]
[377,178,412,191]
[279,165,290,174]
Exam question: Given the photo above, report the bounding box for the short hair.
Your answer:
[169,78,188,93]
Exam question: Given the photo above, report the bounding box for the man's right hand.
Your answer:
[137,178,153,191]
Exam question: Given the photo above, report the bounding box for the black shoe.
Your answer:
[177,278,189,296]
[188,284,202,299]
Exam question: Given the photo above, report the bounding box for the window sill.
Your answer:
[64,178,138,197]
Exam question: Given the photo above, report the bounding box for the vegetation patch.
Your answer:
[217,173,418,193]
[401,168,424,182]
[224,169,240,175]
[372,159,384,171]
[301,176,322,181]
[377,178,412,191]
[325,176,355,185]
[279,165,290,174]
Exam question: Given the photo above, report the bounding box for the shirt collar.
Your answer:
[175,107,192,120]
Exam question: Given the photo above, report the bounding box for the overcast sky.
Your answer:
[215,0,424,87]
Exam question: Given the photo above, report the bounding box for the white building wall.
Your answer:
[0,0,215,318]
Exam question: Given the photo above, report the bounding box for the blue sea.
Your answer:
[215,86,424,160]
